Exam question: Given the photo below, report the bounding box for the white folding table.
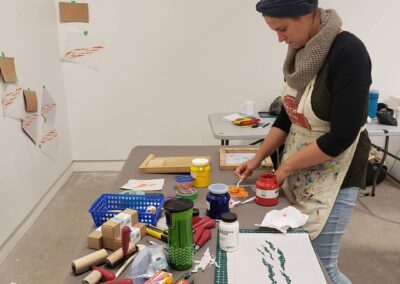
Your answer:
[208,112,400,196]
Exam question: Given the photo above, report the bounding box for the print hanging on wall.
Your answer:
[1,84,25,119]
[41,87,57,127]
[22,113,39,144]
[62,31,105,70]
[40,87,59,160]
[40,129,59,160]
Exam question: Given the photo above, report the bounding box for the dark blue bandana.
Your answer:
[256,0,318,17]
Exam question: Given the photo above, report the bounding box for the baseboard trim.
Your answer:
[0,160,124,266]
[0,163,74,266]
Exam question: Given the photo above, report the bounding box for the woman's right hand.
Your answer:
[234,158,261,180]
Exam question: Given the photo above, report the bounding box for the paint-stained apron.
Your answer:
[280,78,364,240]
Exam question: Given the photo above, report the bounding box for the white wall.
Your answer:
[58,0,400,172]
[56,0,284,160]
[0,0,72,248]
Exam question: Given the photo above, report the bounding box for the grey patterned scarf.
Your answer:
[283,9,342,103]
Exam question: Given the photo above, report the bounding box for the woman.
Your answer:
[235,0,371,283]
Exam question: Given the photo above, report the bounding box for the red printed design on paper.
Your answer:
[2,87,22,106]
[64,45,104,59]
[41,103,56,115]
[283,95,311,130]
[41,130,58,144]
[22,113,38,128]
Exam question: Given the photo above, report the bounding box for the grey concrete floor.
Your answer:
[0,172,399,284]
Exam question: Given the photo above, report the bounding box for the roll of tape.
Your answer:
[176,188,198,200]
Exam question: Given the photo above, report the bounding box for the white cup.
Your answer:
[241,100,256,116]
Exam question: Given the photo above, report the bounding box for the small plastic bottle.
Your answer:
[219,212,239,252]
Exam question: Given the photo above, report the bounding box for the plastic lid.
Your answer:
[221,212,238,223]
[369,89,379,98]
[192,158,209,166]
[369,93,379,99]
[164,198,194,213]
[208,183,228,194]
[192,208,199,217]
[175,175,194,183]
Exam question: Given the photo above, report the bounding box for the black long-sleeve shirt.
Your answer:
[273,31,372,188]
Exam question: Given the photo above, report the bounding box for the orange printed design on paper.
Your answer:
[136,183,156,188]
[22,113,39,128]
[41,130,58,144]
[2,87,22,106]
[64,45,104,59]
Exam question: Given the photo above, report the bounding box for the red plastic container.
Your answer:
[255,172,279,206]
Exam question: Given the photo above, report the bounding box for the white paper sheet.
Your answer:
[255,206,309,233]
[41,87,57,127]
[227,233,326,284]
[39,129,59,160]
[22,113,39,144]
[39,87,59,159]
[1,84,25,119]
[120,179,165,191]
[223,113,244,122]
[62,32,105,69]
[225,153,256,164]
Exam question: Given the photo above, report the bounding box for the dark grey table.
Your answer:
[65,146,331,283]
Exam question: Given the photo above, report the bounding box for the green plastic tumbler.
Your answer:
[164,198,194,270]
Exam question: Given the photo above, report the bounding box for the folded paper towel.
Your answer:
[255,206,309,233]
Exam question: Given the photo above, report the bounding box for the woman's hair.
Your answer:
[256,0,318,18]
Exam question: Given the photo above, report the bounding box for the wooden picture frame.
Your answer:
[219,147,273,170]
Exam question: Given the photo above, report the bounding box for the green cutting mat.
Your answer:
[214,228,307,284]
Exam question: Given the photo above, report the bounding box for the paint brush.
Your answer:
[231,196,256,208]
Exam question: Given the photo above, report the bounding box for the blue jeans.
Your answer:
[312,187,359,284]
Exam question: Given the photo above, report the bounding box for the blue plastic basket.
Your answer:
[89,193,164,227]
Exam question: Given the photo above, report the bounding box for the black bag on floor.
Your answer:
[365,161,387,187]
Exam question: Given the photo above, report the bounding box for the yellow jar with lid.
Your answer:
[190,158,211,188]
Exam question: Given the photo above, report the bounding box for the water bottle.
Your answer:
[164,198,194,270]
[368,89,379,118]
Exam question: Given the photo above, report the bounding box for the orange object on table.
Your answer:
[228,186,249,198]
